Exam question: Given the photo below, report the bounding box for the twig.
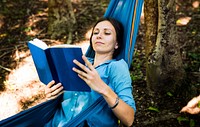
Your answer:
[0,47,14,52]
[0,43,26,52]
[0,65,11,72]
[35,28,46,36]
[0,51,11,59]
[15,45,20,65]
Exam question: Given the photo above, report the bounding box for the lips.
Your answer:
[95,41,104,44]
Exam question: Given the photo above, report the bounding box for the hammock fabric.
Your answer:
[0,0,143,126]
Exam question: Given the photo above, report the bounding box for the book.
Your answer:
[28,38,91,92]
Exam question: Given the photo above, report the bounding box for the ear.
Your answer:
[115,42,118,49]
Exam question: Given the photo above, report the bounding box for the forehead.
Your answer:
[94,21,115,30]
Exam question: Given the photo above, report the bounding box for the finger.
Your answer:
[191,107,200,114]
[180,107,188,113]
[50,83,63,92]
[78,73,87,82]
[46,83,62,94]
[181,107,200,114]
[73,59,90,73]
[78,74,91,86]
[82,55,95,71]
[47,80,55,88]
[46,92,52,98]
[46,83,63,98]
[72,67,88,78]
[45,80,55,95]
[187,108,198,114]
[47,91,64,100]
[51,85,64,96]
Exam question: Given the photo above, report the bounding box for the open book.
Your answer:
[28,38,91,92]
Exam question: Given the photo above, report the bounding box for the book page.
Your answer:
[50,44,81,48]
[29,38,48,50]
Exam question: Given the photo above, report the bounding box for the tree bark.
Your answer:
[48,0,76,44]
[144,0,185,95]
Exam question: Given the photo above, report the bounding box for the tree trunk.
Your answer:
[48,0,76,44]
[144,0,185,95]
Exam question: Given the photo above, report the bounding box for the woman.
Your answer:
[45,17,136,127]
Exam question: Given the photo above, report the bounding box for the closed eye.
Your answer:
[92,29,112,35]
[93,29,99,35]
[104,32,111,35]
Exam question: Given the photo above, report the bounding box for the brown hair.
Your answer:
[89,17,124,58]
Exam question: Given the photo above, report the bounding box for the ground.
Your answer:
[0,0,199,126]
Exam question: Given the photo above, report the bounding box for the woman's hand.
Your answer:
[45,80,64,100]
[72,55,108,94]
[180,96,200,114]
[73,56,135,126]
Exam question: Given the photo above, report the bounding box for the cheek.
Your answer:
[107,43,116,51]
[108,38,117,47]
[91,36,95,45]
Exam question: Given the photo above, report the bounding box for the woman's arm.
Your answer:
[72,56,135,126]
[100,84,135,126]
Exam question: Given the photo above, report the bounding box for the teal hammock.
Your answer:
[0,0,143,126]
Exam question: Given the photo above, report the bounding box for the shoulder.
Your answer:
[107,59,131,81]
[109,59,129,72]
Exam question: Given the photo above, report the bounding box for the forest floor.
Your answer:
[0,0,199,126]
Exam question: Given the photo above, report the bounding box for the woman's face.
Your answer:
[91,21,118,56]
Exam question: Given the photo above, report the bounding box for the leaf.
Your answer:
[197,101,200,108]
[192,30,196,35]
[177,116,189,124]
[167,92,173,97]
[190,119,195,127]
[148,106,160,113]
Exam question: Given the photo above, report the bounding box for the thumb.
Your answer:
[180,107,188,113]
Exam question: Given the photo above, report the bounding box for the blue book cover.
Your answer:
[28,38,91,92]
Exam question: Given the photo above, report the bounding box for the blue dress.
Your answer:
[45,58,136,127]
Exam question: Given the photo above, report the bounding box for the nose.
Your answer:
[96,36,101,39]
[97,33,102,39]
[96,32,102,39]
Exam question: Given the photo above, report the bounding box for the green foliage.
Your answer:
[185,52,200,72]
[177,116,196,127]
[166,92,173,97]
[148,106,160,113]
[189,119,195,127]
[130,72,143,82]
[130,49,145,83]
[24,27,32,32]
[188,52,200,61]
[177,116,189,124]
[197,101,200,108]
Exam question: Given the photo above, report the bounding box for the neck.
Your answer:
[93,53,113,67]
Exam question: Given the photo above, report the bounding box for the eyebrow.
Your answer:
[94,28,113,32]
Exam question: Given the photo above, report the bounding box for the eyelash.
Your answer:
[93,32,98,35]
[93,31,111,35]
